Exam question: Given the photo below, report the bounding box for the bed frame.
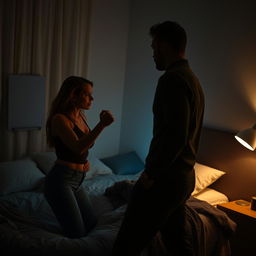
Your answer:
[197,127,256,201]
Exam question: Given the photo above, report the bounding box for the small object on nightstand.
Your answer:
[235,199,250,206]
[218,200,256,219]
[251,196,256,211]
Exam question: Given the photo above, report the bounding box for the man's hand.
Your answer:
[139,171,154,189]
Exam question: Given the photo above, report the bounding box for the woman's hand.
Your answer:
[83,161,90,172]
[100,110,114,127]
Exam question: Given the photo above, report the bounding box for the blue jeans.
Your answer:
[44,164,97,238]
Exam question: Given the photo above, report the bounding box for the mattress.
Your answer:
[0,173,235,256]
[194,188,229,206]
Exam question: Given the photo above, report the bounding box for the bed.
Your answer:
[1,126,253,256]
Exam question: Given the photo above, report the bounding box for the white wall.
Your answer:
[86,0,130,158]
[120,0,256,161]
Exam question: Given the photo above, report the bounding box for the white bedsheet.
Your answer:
[194,188,229,206]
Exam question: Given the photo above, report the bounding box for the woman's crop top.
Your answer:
[53,117,89,164]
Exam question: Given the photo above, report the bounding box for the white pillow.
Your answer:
[192,162,225,196]
[193,187,229,206]
[86,155,113,179]
[0,158,45,195]
[31,151,56,175]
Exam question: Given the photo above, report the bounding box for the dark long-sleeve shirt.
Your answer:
[145,59,205,182]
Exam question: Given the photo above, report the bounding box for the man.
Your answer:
[112,21,205,255]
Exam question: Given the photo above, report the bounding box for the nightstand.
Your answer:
[217,200,256,256]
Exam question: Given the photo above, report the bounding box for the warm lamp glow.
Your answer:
[235,124,256,151]
[235,135,254,151]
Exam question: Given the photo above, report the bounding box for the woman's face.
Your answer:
[78,83,94,110]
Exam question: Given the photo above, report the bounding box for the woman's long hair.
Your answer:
[46,76,93,147]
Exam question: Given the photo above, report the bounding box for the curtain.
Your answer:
[0,0,91,161]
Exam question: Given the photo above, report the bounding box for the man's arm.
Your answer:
[144,75,191,181]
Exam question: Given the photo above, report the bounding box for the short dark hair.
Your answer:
[149,21,187,53]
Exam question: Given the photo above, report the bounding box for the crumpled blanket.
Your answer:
[104,180,236,256]
[104,179,136,208]
[0,201,47,230]
[187,196,236,238]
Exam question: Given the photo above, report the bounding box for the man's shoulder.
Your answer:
[158,70,187,88]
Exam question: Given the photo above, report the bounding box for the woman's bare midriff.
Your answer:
[55,159,90,172]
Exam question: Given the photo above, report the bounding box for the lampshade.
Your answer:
[235,124,256,151]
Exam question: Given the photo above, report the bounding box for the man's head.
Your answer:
[150,21,187,70]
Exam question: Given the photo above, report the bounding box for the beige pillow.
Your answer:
[192,162,225,196]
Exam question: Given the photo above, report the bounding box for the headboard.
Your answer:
[197,127,256,201]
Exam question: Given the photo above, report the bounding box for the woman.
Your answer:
[44,76,114,238]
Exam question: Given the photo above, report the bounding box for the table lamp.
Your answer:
[234,124,256,151]
[234,123,256,209]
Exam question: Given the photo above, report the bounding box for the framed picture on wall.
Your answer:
[8,75,45,130]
